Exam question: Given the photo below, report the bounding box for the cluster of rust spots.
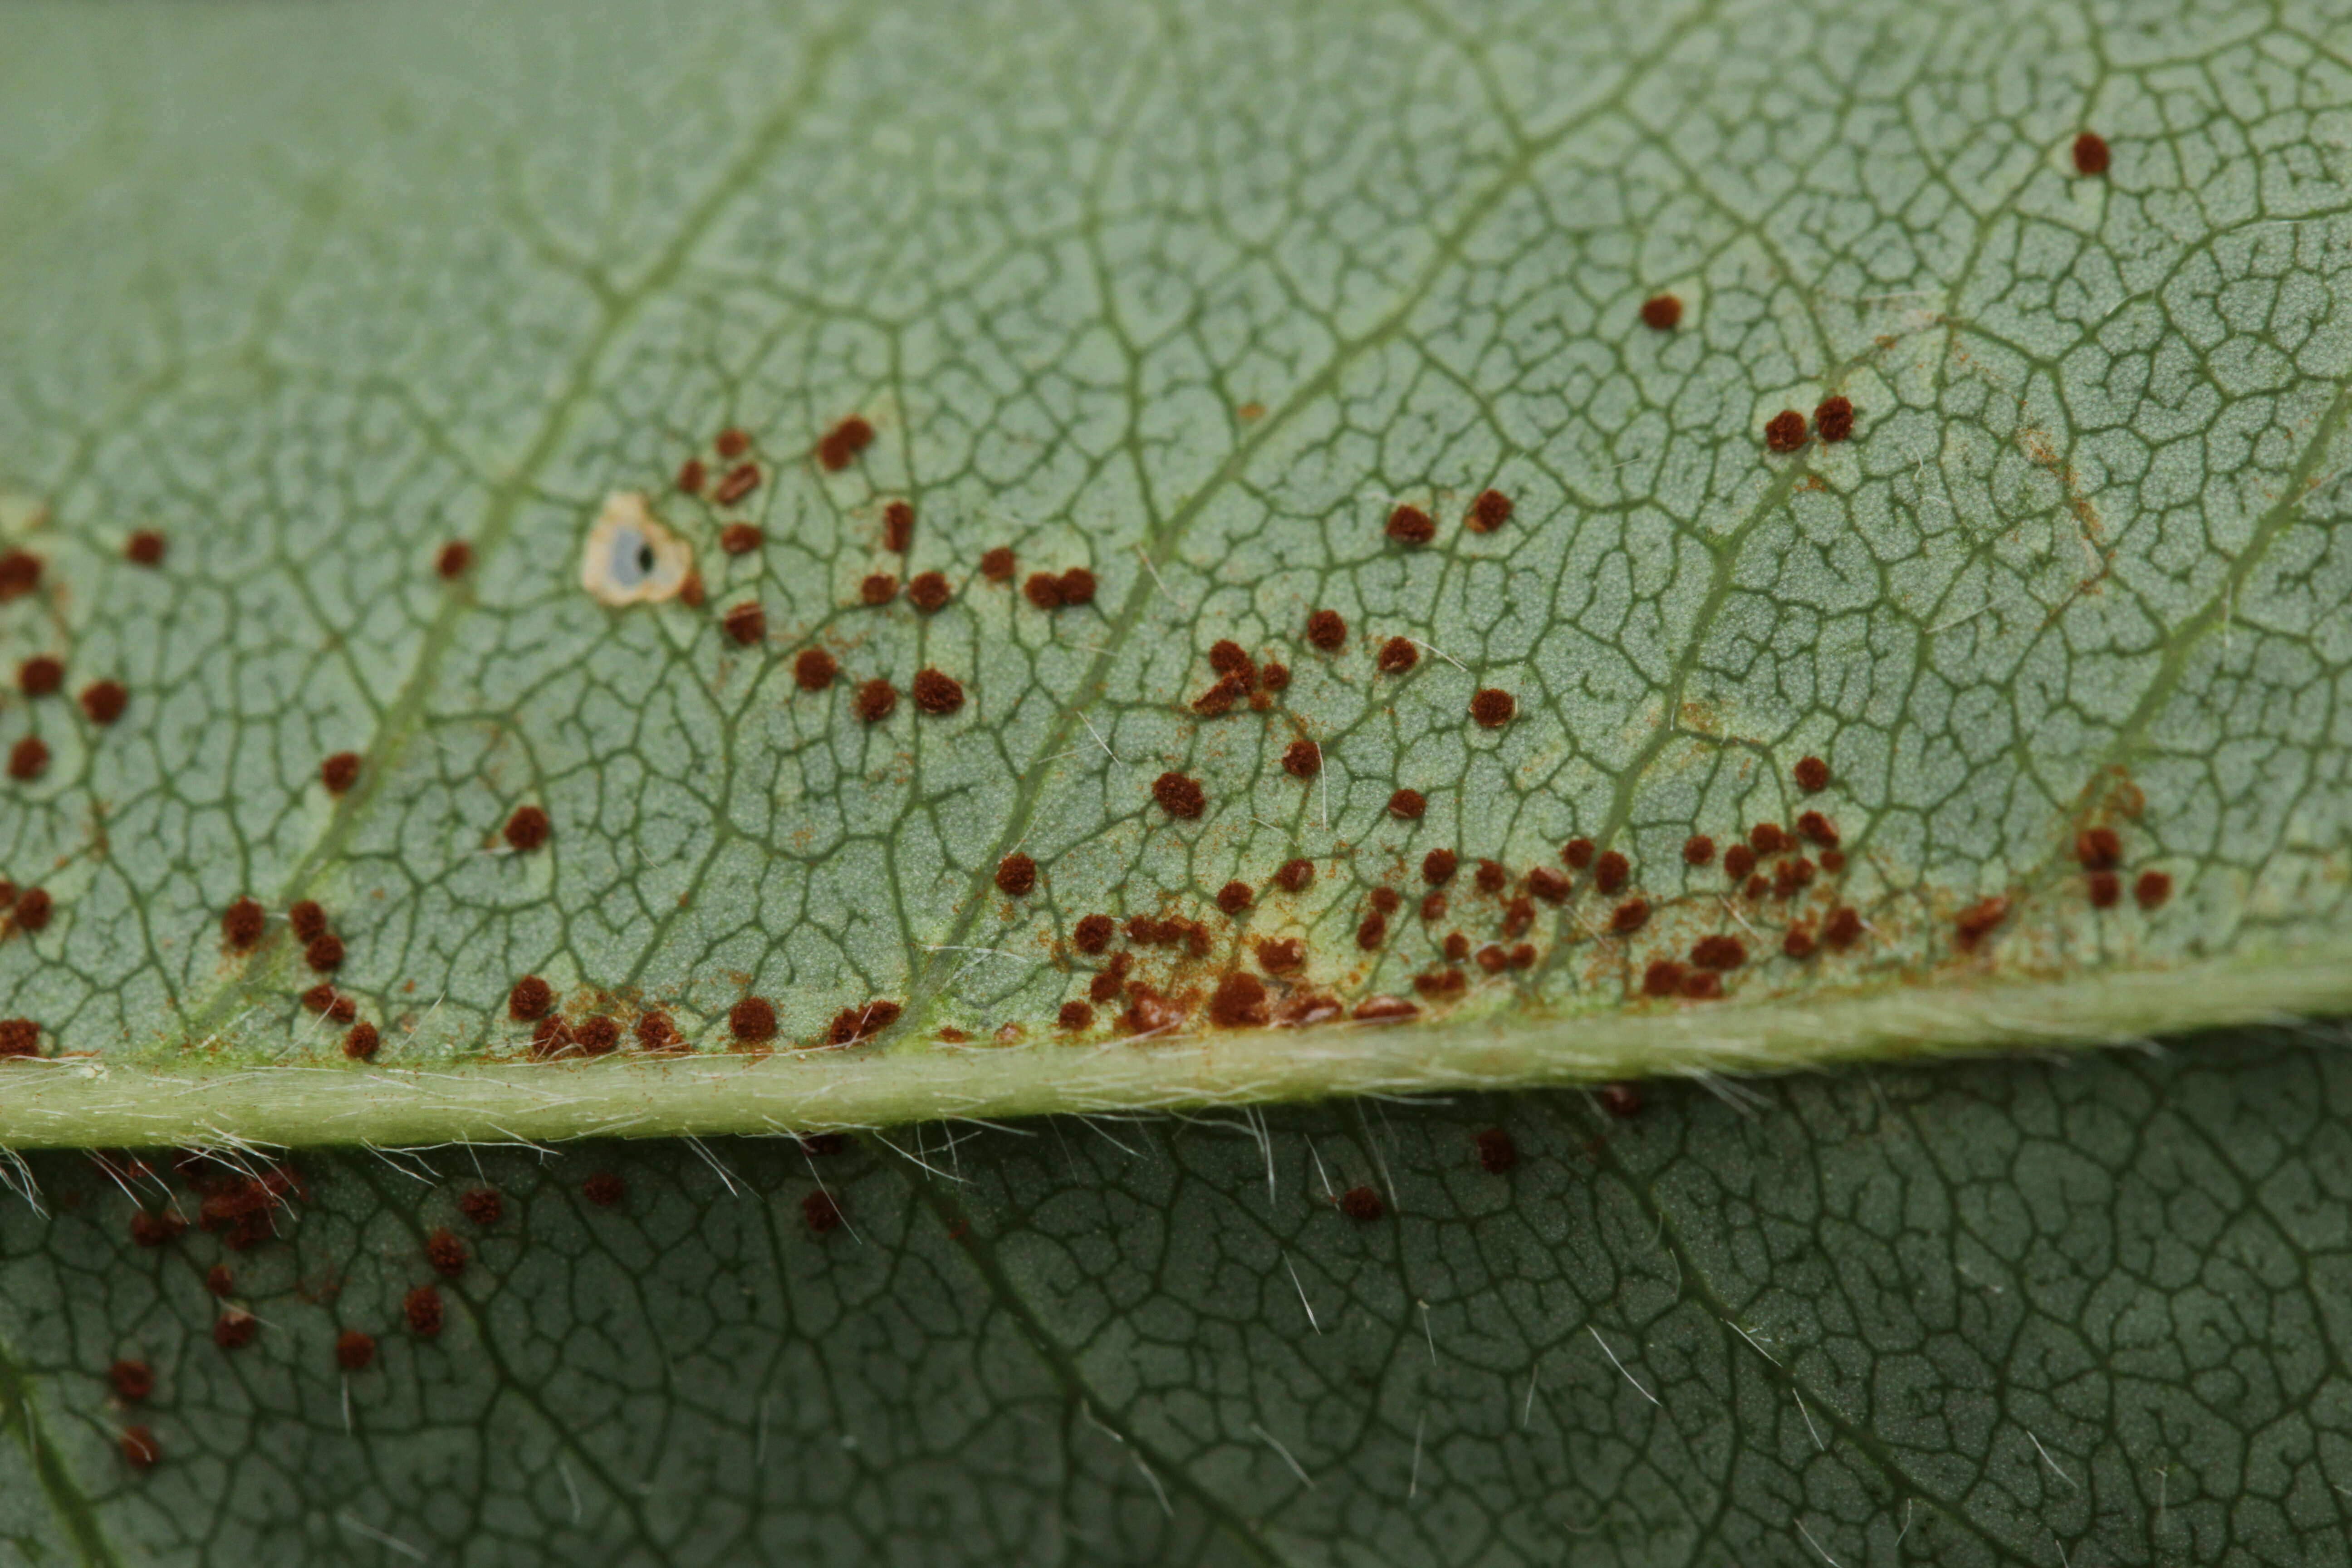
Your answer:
[1023,566,1098,609]
[1765,400,1858,455]
[815,416,875,473]
[2073,823,2171,912]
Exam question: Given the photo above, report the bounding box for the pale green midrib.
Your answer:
[899,0,1724,1024]
[0,1323,123,1568]
[165,23,859,1054]
[884,1146,1298,1568]
[7,941,2347,1149]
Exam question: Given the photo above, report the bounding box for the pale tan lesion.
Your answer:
[579,492,695,606]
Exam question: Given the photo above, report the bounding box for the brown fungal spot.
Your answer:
[214,1310,257,1350]
[714,464,761,506]
[426,1227,468,1279]
[1529,866,1570,904]
[505,805,550,853]
[1764,411,1808,453]
[1813,397,1855,443]
[723,601,767,646]
[1683,834,1716,867]
[1153,771,1205,818]
[792,647,838,693]
[1216,881,1252,916]
[1273,858,1314,892]
[1422,849,1458,886]
[531,1016,575,1059]
[1439,933,1469,963]
[715,429,750,460]
[1598,1083,1644,1119]
[847,678,895,722]
[2073,131,2110,176]
[581,1171,625,1208]
[572,1016,617,1056]
[128,1210,184,1248]
[1073,914,1115,954]
[802,1191,843,1235]
[1470,689,1515,728]
[816,416,875,471]
[336,1330,377,1372]
[1057,568,1096,604]
[1355,910,1388,950]
[882,500,915,553]
[678,573,704,608]
[730,997,778,1044]
[861,573,898,607]
[995,853,1037,896]
[1282,738,1321,778]
[1210,972,1270,1028]
[1749,822,1788,856]
[18,657,60,697]
[1724,844,1757,881]
[1783,927,1817,960]
[1022,573,1064,609]
[1954,897,2009,951]
[1610,898,1649,934]
[1475,1127,1516,1173]
[1191,675,1246,717]
[1559,839,1593,871]
[1389,788,1426,819]
[304,933,344,972]
[110,1359,154,1402]
[1088,968,1124,1004]
[122,1427,159,1468]
[290,901,328,943]
[342,1023,378,1061]
[1794,755,1830,793]
[828,1000,901,1045]
[222,898,265,950]
[1467,859,1502,895]
[1640,294,1683,331]
[979,547,1015,582]
[298,983,338,1017]
[1743,874,1769,899]
[1256,937,1305,974]
[1594,851,1630,896]
[1420,890,1448,922]
[127,530,167,567]
[1305,608,1347,651]
[1501,896,1535,939]
[1465,490,1513,533]
[1370,887,1402,916]
[1796,811,1839,849]
[320,752,360,794]
[80,681,127,725]
[509,975,553,1023]
[1260,662,1291,691]
[1642,959,1686,998]
[2135,870,2172,910]
[0,551,42,600]
[1691,934,1746,970]
[404,1284,445,1335]
[13,887,49,932]
[676,458,706,494]
[1414,967,1468,1000]
[0,1019,36,1058]
[9,736,48,781]
[1820,848,1847,874]
[1386,506,1435,545]
[906,571,951,613]
[1378,637,1418,673]
[2076,827,2122,871]
[1058,1000,1094,1031]
[2087,870,2122,908]
[719,523,761,556]
[911,668,964,715]
[1338,1186,1385,1221]
[459,1188,503,1227]
[635,1010,681,1051]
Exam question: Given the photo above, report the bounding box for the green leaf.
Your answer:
[3,0,2350,1143]
[3,1030,2348,1564]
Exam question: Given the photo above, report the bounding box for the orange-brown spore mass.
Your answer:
[2135,870,2172,910]
[1466,490,1512,533]
[81,681,128,725]
[1273,858,1314,892]
[222,897,265,950]
[1470,689,1514,728]
[426,1226,468,1279]
[816,416,875,471]
[1216,881,1252,916]
[980,547,1015,582]
[1153,771,1205,818]
[509,975,553,1022]
[882,500,914,553]
[1389,788,1425,818]
[1386,506,1435,545]
[996,853,1037,896]
[1073,914,1115,954]
[404,1284,445,1334]
[911,668,964,715]
[794,648,838,691]
[1282,738,1321,778]
[320,752,360,794]
[1305,609,1347,651]
[342,1023,378,1061]
[723,602,767,645]
[1641,294,1683,330]
[1764,411,1807,453]
[504,805,550,852]
[1793,755,1830,792]
[127,530,168,566]
[906,571,951,612]
[1378,637,1418,673]
[1058,1001,1093,1031]
[730,997,778,1044]
[1338,1186,1384,1221]
[1209,973,1269,1028]
[1813,397,1855,443]
[2073,131,2110,176]
[337,1330,377,1371]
